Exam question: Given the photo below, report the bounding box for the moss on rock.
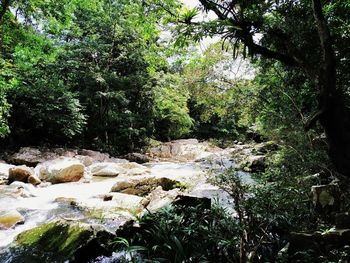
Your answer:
[14,220,114,262]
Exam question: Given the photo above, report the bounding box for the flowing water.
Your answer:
[0,147,252,262]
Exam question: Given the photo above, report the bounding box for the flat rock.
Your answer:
[111,177,180,196]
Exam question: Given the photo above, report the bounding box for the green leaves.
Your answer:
[153,72,193,140]
[117,204,240,262]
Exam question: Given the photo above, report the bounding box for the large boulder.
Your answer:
[111,177,180,196]
[78,149,111,163]
[12,220,115,263]
[147,139,207,161]
[289,230,350,256]
[8,147,45,166]
[8,147,77,166]
[0,210,25,230]
[89,162,126,177]
[38,159,85,184]
[8,165,34,183]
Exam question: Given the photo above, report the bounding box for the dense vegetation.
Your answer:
[0,0,256,154]
[1,0,350,262]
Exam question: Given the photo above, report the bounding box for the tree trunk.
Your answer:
[319,92,350,176]
[0,0,11,24]
[310,0,350,176]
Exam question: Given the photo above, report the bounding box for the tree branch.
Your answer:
[198,0,299,67]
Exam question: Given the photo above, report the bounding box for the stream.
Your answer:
[0,141,255,262]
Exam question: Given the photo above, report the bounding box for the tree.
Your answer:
[153,72,193,140]
[173,0,350,176]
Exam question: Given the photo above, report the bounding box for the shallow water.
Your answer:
[0,149,252,253]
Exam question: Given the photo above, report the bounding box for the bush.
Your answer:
[7,76,86,145]
[115,204,240,262]
[153,72,193,141]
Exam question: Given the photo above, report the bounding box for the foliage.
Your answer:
[116,204,240,263]
[54,1,156,153]
[7,75,86,145]
[153,72,193,140]
[0,58,14,137]
[181,42,254,140]
[0,0,184,153]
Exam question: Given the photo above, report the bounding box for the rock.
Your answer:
[14,220,115,263]
[0,210,25,229]
[54,197,79,206]
[108,157,130,164]
[79,149,110,163]
[311,183,340,212]
[118,162,151,176]
[27,175,42,186]
[39,159,85,184]
[336,213,350,229]
[74,155,94,167]
[289,232,320,254]
[8,165,34,183]
[51,148,78,158]
[8,181,36,197]
[321,228,350,247]
[75,193,145,215]
[8,147,44,166]
[253,141,279,154]
[103,194,113,201]
[8,147,78,166]
[111,177,180,196]
[90,162,126,177]
[246,127,263,143]
[143,187,181,213]
[289,230,350,255]
[242,155,266,172]
[105,193,144,212]
[147,139,207,161]
[173,194,211,209]
[123,153,152,164]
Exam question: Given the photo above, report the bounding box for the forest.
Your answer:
[0,0,350,262]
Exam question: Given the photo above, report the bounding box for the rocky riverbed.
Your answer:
[0,139,269,262]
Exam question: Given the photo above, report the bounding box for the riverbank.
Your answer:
[0,139,267,262]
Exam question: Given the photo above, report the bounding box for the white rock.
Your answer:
[89,162,126,177]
